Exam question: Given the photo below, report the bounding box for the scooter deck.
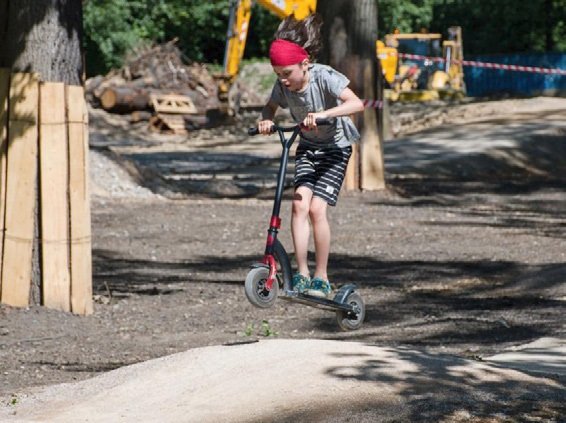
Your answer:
[280,290,354,313]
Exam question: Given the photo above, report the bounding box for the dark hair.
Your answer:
[274,13,323,60]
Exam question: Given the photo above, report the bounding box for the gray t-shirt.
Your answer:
[269,63,360,148]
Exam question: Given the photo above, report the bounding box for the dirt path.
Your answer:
[0,97,564,421]
[1,339,564,422]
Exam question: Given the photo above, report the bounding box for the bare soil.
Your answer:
[0,96,565,421]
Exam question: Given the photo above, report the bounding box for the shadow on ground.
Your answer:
[270,346,566,423]
[92,248,565,352]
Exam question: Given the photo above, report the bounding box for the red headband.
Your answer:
[269,39,308,66]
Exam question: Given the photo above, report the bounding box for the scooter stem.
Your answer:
[271,127,301,219]
[263,127,301,289]
[264,127,301,255]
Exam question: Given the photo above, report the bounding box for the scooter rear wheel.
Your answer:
[245,267,278,308]
[335,292,365,331]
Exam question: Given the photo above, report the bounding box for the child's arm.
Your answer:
[258,100,279,134]
[303,88,364,128]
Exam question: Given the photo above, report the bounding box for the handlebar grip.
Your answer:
[249,125,277,136]
[315,118,332,126]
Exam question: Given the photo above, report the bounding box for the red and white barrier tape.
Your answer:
[398,53,566,76]
[363,99,383,109]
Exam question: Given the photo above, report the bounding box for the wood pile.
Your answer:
[86,40,219,134]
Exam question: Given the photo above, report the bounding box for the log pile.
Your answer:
[86,40,220,134]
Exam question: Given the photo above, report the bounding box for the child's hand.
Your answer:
[258,119,274,135]
[302,112,328,130]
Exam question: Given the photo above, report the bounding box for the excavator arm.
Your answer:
[217,0,316,111]
[222,0,253,87]
[256,0,317,20]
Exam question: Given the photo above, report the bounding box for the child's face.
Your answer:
[273,60,309,92]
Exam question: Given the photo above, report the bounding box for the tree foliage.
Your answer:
[83,0,566,76]
[378,0,566,54]
[429,0,566,54]
[83,0,279,76]
[377,0,436,34]
[83,0,175,73]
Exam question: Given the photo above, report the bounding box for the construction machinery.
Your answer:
[376,27,465,101]
[215,0,317,114]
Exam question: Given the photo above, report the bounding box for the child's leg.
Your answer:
[306,144,351,297]
[291,185,313,277]
[309,197,329,281]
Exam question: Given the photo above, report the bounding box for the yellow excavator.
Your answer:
[216,0,317,113]
[217,1,464,109]
[376,27,465,102]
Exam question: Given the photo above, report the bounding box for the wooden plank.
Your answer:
[39,82,71,312]
[360,59,385,191]
[0,69,10,296]
[67,85,93,315]
[1,72,39,307]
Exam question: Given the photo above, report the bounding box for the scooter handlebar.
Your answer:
[248,118,332,136]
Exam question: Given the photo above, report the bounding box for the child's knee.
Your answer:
[309,199,327,221]
[292,192,310,216]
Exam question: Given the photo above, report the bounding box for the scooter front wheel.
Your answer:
[245,267,278,308]
[335,292,365,331]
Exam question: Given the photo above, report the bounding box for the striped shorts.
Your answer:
[294,143,352,206]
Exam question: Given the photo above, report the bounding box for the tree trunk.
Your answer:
[0,0,84,305]
[0,0,84,84]
[318,0,385,190]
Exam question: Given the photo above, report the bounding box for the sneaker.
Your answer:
[306,277,332,298]
[291,273,310,293]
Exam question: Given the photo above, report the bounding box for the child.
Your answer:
[258,14,364,298]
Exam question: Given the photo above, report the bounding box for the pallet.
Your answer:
[148,93,198,134]
[149,113,187,134]
[150,93,197,115]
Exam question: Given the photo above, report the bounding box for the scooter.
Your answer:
[244,119,365,331]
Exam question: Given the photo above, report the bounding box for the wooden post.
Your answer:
[1,72,39,307]
[67,85,93,315]
[344,143,359,191]
[39,82,71,311]
[360,59,385,190]
[0,69,10,296]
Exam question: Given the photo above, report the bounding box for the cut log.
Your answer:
[130,110,153,123]
[99,87,149,113]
